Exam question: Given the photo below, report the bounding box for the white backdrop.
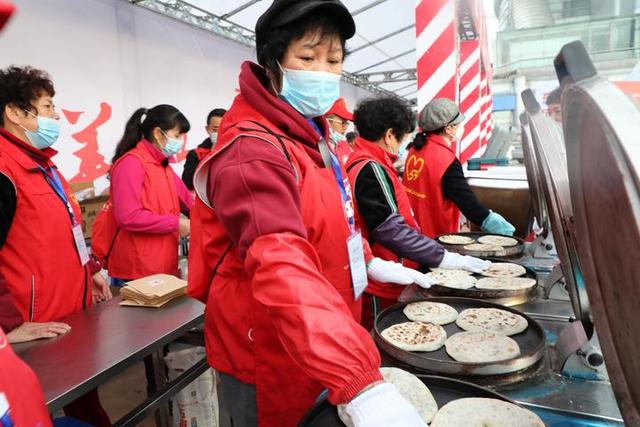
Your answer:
[0,0,373,192]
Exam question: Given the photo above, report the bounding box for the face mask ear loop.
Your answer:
[270,60,286,95]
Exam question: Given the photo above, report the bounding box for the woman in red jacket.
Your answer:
[104,105,193,284]
[187,1,429,426]
[404,98,515,237]
[0,65,111,426]
[346,97,490,328]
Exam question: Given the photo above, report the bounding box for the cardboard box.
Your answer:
[69,181,95,201]
[79,195,109,239]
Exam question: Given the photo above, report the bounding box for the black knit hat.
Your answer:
[255,0,355,63]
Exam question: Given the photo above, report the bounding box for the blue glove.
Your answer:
[481,211,516,236]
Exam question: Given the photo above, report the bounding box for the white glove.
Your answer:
[397,265,435,289]
[367,258,435,288]
[438,250,491,273]
[345,383,428,427]
[367,258,413,285]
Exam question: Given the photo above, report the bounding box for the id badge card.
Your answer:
[347,232,368,300]
[72,224,90,266]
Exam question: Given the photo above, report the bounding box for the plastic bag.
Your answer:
[165,347,219,427]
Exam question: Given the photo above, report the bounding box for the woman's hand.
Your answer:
[7,321,71,344]
[91,272,113,304]
[179,218,191,238]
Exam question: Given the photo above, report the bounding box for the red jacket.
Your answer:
[0,328,52,427]
[346,138,420,299]
[107,141,181,279]
[404,134,460,237]
[188,62,382,426]
[0,130,91,322]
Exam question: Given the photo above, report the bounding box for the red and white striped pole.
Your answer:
[415,0,458,113]
[458,39,482,164]
[479,69,493,147]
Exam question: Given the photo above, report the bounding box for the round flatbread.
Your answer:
[477,235,519,247]
[403,302,459,325]
[481,262,527,278]
[445,331,520,363]
[431,398,545,427]
[435,275,478,290]
[428,268,473,276]
[427,270,477,289]
[380,321,447,352]
[476,277,537,290]
[456,308,528,336]
[338,368,439,426]
[438,234,475,245]
[463,243,508,256]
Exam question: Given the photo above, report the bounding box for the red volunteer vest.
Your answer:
[403,134,460,238]
[334,139,353,166]
[107,142,180,279]
[346,139,420,299]
[0,131,91,322]
[0,329,52,427]
[188,105,363,425]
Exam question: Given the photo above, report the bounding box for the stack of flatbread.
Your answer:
[120,274,187,308]
[380,321,447,352]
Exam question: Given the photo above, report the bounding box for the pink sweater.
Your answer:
[110,140,193,233]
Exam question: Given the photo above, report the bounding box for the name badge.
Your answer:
[347,232,368,300]
[72,224,90,266]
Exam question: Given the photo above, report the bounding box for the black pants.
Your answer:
[220,372,258,427]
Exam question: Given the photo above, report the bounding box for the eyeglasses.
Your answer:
[328,118,349,127]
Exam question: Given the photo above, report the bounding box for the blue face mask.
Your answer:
[22,111,60,150]
[161,131,183,157]
[210,132,218,147]
[279,65,341,118]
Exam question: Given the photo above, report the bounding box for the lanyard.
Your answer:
[37,166,77,225]
[318,138,356,233]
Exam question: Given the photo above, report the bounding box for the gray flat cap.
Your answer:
[419,98,465,132]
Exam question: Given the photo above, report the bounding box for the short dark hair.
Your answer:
[206,108,226,124]
[346,131,357,143]
[257,12,348,84]
[0,66,55,126]
[546,86,561,106]
[354,97,415,142]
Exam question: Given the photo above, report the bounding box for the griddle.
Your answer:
[558,40,640,425]
[298,375,516,427]
[436,232,525,259]
[374,298,546,378]
[424,260,539,306]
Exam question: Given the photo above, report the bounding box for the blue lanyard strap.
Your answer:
[37,166,77,224]
[318,138,356,233]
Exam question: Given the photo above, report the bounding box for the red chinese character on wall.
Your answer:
[63,102,112,183]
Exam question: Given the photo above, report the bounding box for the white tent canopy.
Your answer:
[133,0,419,101]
